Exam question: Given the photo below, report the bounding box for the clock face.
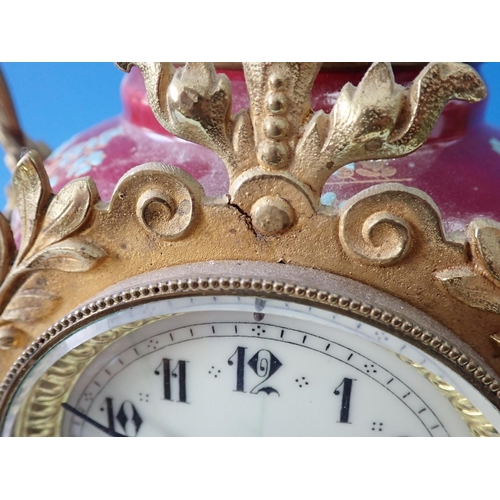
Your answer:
[5,290,499,437]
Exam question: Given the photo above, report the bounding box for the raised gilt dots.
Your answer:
[259,141,289,168]
[268,73,285,90]
[264,116,288,140]
[267,92,287,114]
[260,72,291,169]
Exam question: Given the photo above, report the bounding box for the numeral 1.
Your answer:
[334,377,355,423]
[175,361,187,403]
[227,346,246,392]
[155,358,188,403]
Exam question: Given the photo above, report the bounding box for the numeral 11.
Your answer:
[155,359,188,403]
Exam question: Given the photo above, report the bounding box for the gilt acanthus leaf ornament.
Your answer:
[0,151,106,348]
[118,62,486,203]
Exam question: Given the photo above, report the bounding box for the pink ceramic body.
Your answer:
[44,66,500,233]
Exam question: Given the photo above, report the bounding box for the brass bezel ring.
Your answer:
[1,261,500,433]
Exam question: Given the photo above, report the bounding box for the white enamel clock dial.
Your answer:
[52,295,493,437]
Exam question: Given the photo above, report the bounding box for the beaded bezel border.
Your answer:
[1,274,500,428]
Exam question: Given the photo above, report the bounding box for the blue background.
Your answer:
[0,62,499,209]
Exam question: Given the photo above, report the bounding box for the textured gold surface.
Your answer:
[1,62,499,417]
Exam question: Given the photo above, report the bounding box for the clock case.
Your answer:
[6,261,498,437]
[1,62,500,430]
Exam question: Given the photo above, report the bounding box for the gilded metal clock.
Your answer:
[1,62,500,436]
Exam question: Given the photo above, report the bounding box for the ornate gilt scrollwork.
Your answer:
[109,163,202,240]
[339,183,448,266]
[437,219,500,314]
[2,62,499,394]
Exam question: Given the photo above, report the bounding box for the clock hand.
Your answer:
[61,402,126,437]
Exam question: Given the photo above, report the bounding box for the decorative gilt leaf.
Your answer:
[436,267,500,314]
[117,62,175,129]
[330,62,404,147]
[2,275,60,322]
[0,212,15,283]
[467,219,500,282]
[168,63,236,171]
[12,151,52,263]
[232,109,256,177]
[291,63,487,198]
[23,238,106,273]
[389,63,486,148]
[29,177,98,256]
[121,62,241,177]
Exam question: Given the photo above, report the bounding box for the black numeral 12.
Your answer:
[334,377,355,423]
[228,346,282,395]
[155,358,188,403]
